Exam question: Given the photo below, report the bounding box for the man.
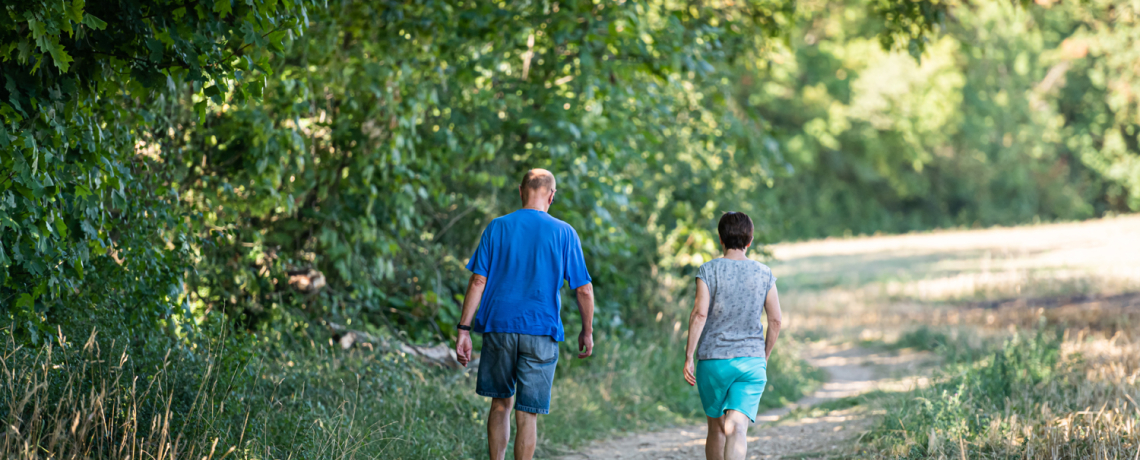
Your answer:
[455,168,596,460]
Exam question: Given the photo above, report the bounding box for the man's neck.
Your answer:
[521,203,549,212]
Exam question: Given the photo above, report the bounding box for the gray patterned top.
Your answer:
[695,258,777,360]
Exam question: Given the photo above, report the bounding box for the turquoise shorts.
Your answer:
[695,357,768,422]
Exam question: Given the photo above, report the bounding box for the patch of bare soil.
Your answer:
[555,343,932,460]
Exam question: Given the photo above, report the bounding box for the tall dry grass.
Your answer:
[1,329,247,460]
[863,325,1140,459]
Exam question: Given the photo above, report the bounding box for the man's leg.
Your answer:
[705,415,727,460]
[721,409,750,460]
[513,410,538,460]
[487,397,513,460]
[512,335,559,460]
[476,333,519,460]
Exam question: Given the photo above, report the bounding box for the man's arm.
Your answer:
[455,273,487,367]
[575,283,595,358]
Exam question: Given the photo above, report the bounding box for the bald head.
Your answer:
[520,169,556,195]
[519,169,557,210]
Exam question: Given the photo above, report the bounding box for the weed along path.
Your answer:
[556,343,932,460]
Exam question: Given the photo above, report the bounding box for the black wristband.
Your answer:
[456,324,472,332]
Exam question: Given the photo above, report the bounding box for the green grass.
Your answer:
[1,324,824,460]
[857,326,1140,459]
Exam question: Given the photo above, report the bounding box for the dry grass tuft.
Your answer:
[0,329,243,460]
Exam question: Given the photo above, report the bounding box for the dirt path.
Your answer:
[555,343,931,460]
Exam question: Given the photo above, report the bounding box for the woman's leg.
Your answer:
[721,409,750,460]
[705,415,726,460]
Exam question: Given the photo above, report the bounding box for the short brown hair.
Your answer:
[717,212,754,250]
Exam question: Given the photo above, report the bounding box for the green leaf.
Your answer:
[214,0,233,19]
[16,293,34,310]
[146,38,164,62]
[195,100,208,123]
[203,84,222,104]
[70,0,86,23]
[82,14,108,30]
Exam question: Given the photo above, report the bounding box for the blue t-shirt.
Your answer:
[466,209,591,341]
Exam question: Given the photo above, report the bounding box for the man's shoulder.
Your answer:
[493,211,578,234]
[543,214,577,231]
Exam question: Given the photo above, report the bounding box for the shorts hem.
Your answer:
[477,390,515,399]
[515,403,550,415]
[477,329,565,342]
[705,408,758,423]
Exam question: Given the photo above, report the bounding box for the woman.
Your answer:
[683,212,783,460]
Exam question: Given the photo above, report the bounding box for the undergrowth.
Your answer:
[1,322,823,460]
[862,325,1140,459]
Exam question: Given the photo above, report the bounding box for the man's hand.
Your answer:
[577,329,594,358]
[683,357,697,386]
[456,331,473,367]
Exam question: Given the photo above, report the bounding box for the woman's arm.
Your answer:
[763,285,783,360]
[683,278,711,386]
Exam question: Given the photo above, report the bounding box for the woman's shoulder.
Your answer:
[748,259,773,273]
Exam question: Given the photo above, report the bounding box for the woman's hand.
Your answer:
[683,357,697,386]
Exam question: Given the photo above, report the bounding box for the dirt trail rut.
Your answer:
[556,343,930,460]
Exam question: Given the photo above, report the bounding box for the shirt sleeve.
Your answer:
[766,272,778,295]
[466,223,494,277]
[564,228,592,289]
[695,263,710,291]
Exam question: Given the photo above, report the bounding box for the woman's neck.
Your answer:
[723,248,749,260]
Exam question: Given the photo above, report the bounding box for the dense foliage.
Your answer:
[0,0,311,341]
[2,0,1138,342]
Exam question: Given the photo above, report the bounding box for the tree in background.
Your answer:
[735,0,1135,240]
